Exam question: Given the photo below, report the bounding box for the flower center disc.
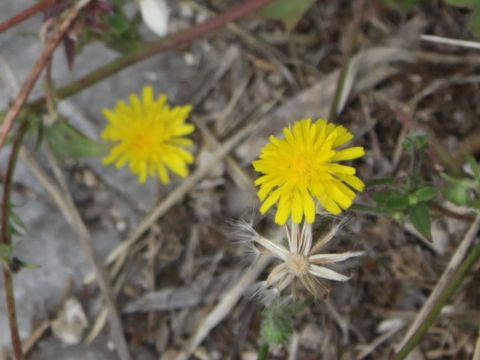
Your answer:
[287,253,310,276]
[291,155,313,177]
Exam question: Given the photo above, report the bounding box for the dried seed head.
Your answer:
[286,253,310,277]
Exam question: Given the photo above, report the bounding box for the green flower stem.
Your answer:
[29,0,275,108]
[257,342,269,360]
[1,121,29,360]
[393,237,480,360]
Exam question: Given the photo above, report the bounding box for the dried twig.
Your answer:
[421,34,480,50]
[19,148,132,360]
[0,0,93,152]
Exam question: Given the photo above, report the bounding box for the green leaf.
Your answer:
[258,0,316,31]
[414,186,438,203]
[444,0,479,7]
[10,209,26,232]
[467,198,480,210]
[260,298,308,346]
[0,244,12,262]
[402,131,429,151]
[100,11,142,54]
[467,155,480,184]
[409,203,432,239]
[381,0,419,12]
[443,181,470,206]
[374,190,410,212]
[45,122,108,161]
[104,13,131,35]
[468,7,480,35]
[9,257,39,272]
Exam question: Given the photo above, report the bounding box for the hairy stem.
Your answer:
[0,0,93,153]
[0,0,56,33]
[1,121,29,360]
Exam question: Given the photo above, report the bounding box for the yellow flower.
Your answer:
[101,86,195,184]
[252,119,365,225]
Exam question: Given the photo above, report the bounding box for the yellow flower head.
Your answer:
[101,86,195,184]
[252,119,365,225]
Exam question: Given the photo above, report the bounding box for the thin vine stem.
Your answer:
[0,0,56,33]
[0,0,93,153]
[29,0,274,107]
[393,235,480,359]
[1,121,29,360]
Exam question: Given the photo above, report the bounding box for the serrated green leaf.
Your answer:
[45,122,108,161]
[414,186,438,203]
[259,0,316,31]
[409,203,432,239]
[99,9,142,54]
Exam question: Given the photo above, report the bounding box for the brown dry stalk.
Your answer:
[0,0,93,153]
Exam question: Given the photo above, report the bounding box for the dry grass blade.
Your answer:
[421,34,480,50]
[194,119,255,193]
[397,214,480,351]
[19,148,132,360]
[474,329,480,360]
[21,321,49,356]
[174,255,272,360]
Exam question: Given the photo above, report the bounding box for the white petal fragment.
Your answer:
[140,0,170,36]
[266,263,288,287]
[309,251,364,264]
[309,264,350,282]
[253,235,289,261]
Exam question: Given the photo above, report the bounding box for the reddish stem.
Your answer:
[0,0,56,33]
[1,122,29,360]
[0,0,92,153]
[47,0,275,101]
